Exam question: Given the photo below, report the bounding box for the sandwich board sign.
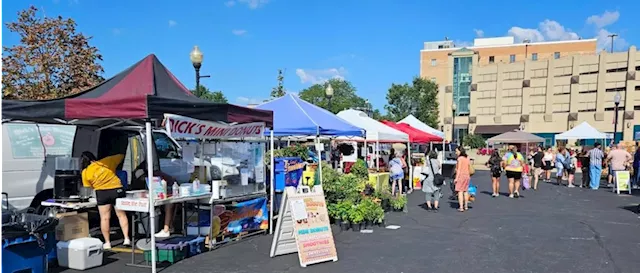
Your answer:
[614,171,631,194]
[270,186,338,267]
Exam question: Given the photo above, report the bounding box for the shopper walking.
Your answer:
[502,145,525,198]
[532,146,544,190]
[564,148,577,187]
[454,147,471,212]
[422,151,442,212]
[633,142,640,189]
[578,150,590,188]
[485,150,502,197]
[389,151,405,196]
[587,142,605,190]
[543,147,554,182]
[606,143,633,188]
[555,147,567,185]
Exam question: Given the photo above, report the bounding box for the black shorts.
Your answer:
[505,171,522,180]
[542,161,553,170]
[96,188,126,206]
[566,168,576,175]
[491,170,502,178]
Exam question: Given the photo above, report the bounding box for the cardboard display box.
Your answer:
[56,212,89,241]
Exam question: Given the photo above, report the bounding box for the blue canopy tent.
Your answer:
[255,93,364,136]
[256,94,364,233]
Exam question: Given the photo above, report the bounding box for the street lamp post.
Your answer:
[190,46,210,93]
[451,103,457,144]
[613,92,621,144]
[325,84,334,112]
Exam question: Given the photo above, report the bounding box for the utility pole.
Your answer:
[607,34,618,53]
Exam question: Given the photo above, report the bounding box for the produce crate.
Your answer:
[143,248,187,264]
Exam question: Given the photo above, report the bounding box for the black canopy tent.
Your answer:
[2,54,274,273]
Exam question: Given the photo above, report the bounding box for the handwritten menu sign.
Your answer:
[5,124,76,158]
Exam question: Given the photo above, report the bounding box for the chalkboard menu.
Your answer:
[5,124,76,158]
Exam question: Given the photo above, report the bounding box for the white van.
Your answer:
[1,123,226,211]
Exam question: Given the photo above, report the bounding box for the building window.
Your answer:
[554,52,560,59]
[532,53,538,61]
[452,56,472,115]
[431,59,437,66]
[509,55,516,63]
[489,56,495,63]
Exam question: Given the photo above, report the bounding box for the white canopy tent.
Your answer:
[336,109,409,142]
[555,122,611,140]
[398,114,445,138]
[336,109,409,171]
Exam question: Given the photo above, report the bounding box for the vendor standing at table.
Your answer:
[81,152,131,250]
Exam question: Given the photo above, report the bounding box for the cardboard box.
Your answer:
[56,212,89,241]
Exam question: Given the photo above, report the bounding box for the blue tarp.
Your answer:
[255,94,364,136]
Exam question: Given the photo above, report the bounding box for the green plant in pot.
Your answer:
[374,206,385,227]
[380,191,393,212]
[327,203,339,225]
[391,195,407,211]
[359,198,379,228]
[335,200,354,231]
[348,205,364,232]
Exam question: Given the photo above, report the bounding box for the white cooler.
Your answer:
[57,238,104,270]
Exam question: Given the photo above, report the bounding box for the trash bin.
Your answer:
[2,212,59,273]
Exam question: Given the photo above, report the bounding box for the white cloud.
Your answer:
[231,29,247,36]
[295,67,347,84]
[473,29,484,38]
[225,0,268,9]
[168,20,177,27]
[595,29,628,52]
[508,20,578,43]
[505,10,626,51]
[236,96,264,105]
[586,11,619,29]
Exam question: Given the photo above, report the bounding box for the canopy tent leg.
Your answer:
[145,121,157,273]
[376,140,380,170]
[269,130,275,235]
[407,141,413,191]
[364,139,368,168]
[199,138,205,182]
[316,136,323,185]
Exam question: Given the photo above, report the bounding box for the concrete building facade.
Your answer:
[420,37,639,145]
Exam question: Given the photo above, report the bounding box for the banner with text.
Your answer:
[209,196,269,239]
[163,114,265,139]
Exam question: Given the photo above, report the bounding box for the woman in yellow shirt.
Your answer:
[81,151,130,250]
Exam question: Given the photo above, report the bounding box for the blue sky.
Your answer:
[2,0,638,112]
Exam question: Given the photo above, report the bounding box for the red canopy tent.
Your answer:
[381,120,442,143]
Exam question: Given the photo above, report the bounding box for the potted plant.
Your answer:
[391,195,407,212]
[328,203,339,225]
[335,200,353,231]
[374,206,385,227]
[348,206,364,232]
[380,191,393,212]
[359,198,378,228]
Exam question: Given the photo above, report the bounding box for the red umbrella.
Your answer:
[381,120,443,143]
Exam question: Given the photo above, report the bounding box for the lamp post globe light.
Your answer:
[325,83,334,112]
[613,92,621,144]
[451,103,457,144]
[190,46,210,94]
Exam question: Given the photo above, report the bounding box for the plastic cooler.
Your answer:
[2,233,56,273]
[57,237,104,270]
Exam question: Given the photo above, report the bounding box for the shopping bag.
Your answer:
[522,175,531,190]
[468,183,477,196]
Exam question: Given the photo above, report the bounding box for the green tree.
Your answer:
[191,85,228,103]
[299,79,369,114]
[2,6,104,100]
[270,69,286,98]
[384,77,439,128]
